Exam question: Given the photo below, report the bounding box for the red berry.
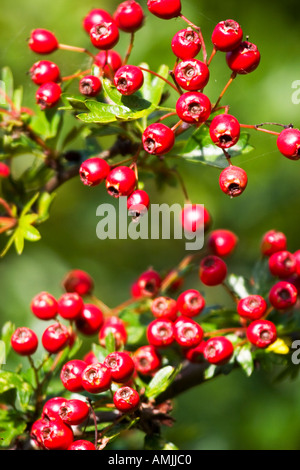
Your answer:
[31,291,57,320]
[81,362,112,394]
[237,295,267,321]
[147,319,175,347]
[75,304,104,336]
[151,296,178,321]
[113,1,145,33]
[246,319,277,348]
[36,82,62,110]
[31,418,74,450]
[142,123,175,155]
[42,397,66,421]
[83,350,98,365]
[199,255,227,286]
[68,440,96,450]
[83,9,113,33]
[30,60,60,85]
[89,21,119,50]
[176,92,211,124]
[104,351,135,383]
[260,229,287,257]
[147,0,181,19]
[114,65,144,95]
[276,127,300,160]
[174,316,203,348]
[209,114,240,149]
[176,289,205,317]
[171,28,201,60]
[94,50,122,77]
[11,327,38,356]
[211,20,243,52]
[79,157,110,187]
[0,162,10,178]
[208,229,238,258]
[106,165,137,197]
[204,336,234,365]
[99,316,128,350]
[268,281,298,310]
[58,399,90,426]
[63,269,94,296]
[57,293,84,320]
[294,250,300,276]
[113,386,140,412]
[79,75,102,97]
[226,41,261,74]
[181,204,211,233]
[42,323,70,354]
[60,359,87,392]
[127,189,150,219]
[28,29,58,54]
[131,281,143,298]
[183,340,206,363]
[174,59,210,91]
[268,250,296,278]
[135,269,162,297]
[219,165,248,198]
[132,345,161,375]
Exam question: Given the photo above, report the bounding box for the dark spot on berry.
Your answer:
[183,65,195,79]
[144,138,156,153]
[219,134,233,145]
[228,183,241,196]
[260,329,271,341]
[278,288,291,301]
[106,185,120,197]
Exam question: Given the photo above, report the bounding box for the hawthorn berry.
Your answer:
[147,319,175,348]
[181,204,211,233]
[104,351,135,383]
[75,304,104,336]
[57,292,84,320]
[31,418,74,451]
[81,362,112,394]
[113,386,140,413]
[204,336,234,365]
[58,399,90,426]
[276,127,300,160]
[30,60,60,85]
[63,269,94,296]
[219,165,248,198]
[174,59,210,91]
[209,114,240,149]
[11,327,38,356]
[83,350,98,365]
[89,21,120,50]
[199,255,227,286]
[142,123,175,155]
[207,229,238,258]
[106,165,137,197]
[42,397,66,421]
[99,316,128,350]
[246,319,277,348]
[268,281,298,310]
[147,0,181,20]
[114,65,144,95]
[127,189,150,219]
[60,359,87,392]
[176,92,211,124]
[151,296,178,321]
[41,323,70,354]
[135,269,162,297]
[31,291,57,320]
[94,50,122,77]
[79,157,110,187]
[132,345,162,376]
[183,340,206,363]
[174,316,204,348]
[268,250,296,278]
[237,295,267,321]
[28,29,59,54]
[226,41,261,74]
[83,9,114,33]
[79,75,102,97]
[260,229,287,257]
[211,20,243,52]
[0,162,10,178]
[176,289,205,317]
[68,440,96,450]
[171,28,201,60]
[113,1,145,33]
[36,82,62,110]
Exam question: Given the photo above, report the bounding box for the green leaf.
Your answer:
[0,371,33,399]
[0,409,27,449]
[139,63,170,108]
[226,273,252,299]
[36,192,57,224]
[12,86,23,114]
[60,93,89,111]
[0,322,15,366]
[251,257,274,297]
[22,224,41,242]
[92,343,108,363]
[20,192,40,217]
[145,365,180,399]
[1,67,14,100]
[204,364,217,380]
[14,228,24,255]
[235,344,254,377]
[105,331,117,354]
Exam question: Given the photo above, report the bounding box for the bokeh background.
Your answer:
[1,0,300,450]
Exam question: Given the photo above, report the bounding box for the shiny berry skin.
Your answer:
[142,123,175,155]
[114,65,144,95]
[226,41,261,74]
[237,295,267,321]
[147,0,181,19]
[28,29,58,54]
[174,59,210,91]
[30,60,60,85]
[174,316,203,348]
[106,166,137,198]
[113,386,140,413]
[113,1,144,33]
[11,327,38,356]
[276,127,300,160]
[151,296,178,321]
[176,289,205,317]
[132,345,161,375]
[75,304,104,336]
[63,269,94,296]
[99,316,128,349]
[83,9,113,33]
[31,418,74,450]
[58,399,90,425]
[204,336,234,365]
[181,204,211,233]
[211,20,243,52]
[79,157,110,187]
[31,291,57,320]
[42,397,66,420]
[176,92,211,124]
[246,319,277,349]
[199,255,227,286]
[208,229,238,258]
[36,82,62,110]
[260,229,287,257]
[0,162,10,178]
[68,440,96,450]
[57,293,84,320]
[104,351,135,383]
[147,319,175,347]
[135,269,162,297]
[79,75,102,97]
[209,114,240,149]
[219,165,248,198]
[42,323,70,354]
[268,250,296,278]
[94,50,122,77]
[171,28,201,60]
[183,340,206,363]
[268,281,298,310]
[127,189,150,218]
[81,362,112,394]
[89,21,119,50]
[60,359,87,392]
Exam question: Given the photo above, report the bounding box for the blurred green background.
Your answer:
[1,0,300,450]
